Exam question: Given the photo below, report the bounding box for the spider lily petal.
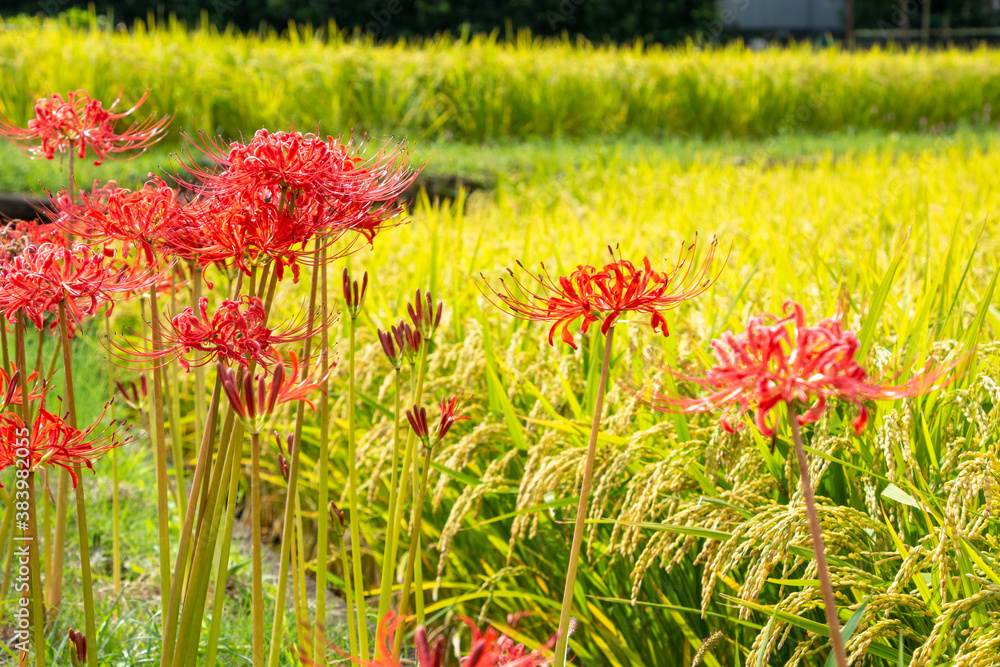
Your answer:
[628,300,959,436]
[481,238,724,350]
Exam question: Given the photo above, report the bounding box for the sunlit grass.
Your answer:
[2,13,1000,144]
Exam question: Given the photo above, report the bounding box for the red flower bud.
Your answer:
[68,628,87,664]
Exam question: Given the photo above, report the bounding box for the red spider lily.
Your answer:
[184,129,416,217]
[459,616,557,667]
[55,177,199,265]
[633,301,957,437]
[122,296,321,371]
[217,352,325,432]
[436,394,471,440]
[0,406,131,488]
[1,219,68,257]
[0,366,46,412]
[0,242,156,332]
[406,394,471,446]
[178,129,418,278]
[0,89,169,165]
[482,239,724,350]
[312,611,555,667]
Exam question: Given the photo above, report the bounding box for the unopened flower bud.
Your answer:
[342,268,368,319]
[278,454,289,482]
[329,501,346,539]
[407,289,444,340]
[68,628,87,665]
[378,328,401,368]
[406,405,430,443]
[414,626,445,667]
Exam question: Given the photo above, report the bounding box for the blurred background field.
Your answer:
[2,8,1000,667]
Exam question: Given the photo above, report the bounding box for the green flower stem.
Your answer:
[249,428,266,666]
[191,263,206,441]
[553,326,614,667]
[204,423,247,667]
[1,318,9,372]
[44,337,62,386]
[158,380,223,667]
[176,420,244,667]
[0,496,14,619]
[787,403,848,667]
[313,247,331,661]
[201,263,280,666]
[16,316,45,667]
[267,250,320,667]
[106,311,121,596]
[265,402,309,667]
[168,277,188,526]
[32,329,44,384]
[374,368,402,643]
[387,342,430,661]
[413,534,425,623]
[25,473,46,667]
[346,315,370,659]
[45,469,69,609]
[393,446,434,657]
[58,302,98,667]
[148,285,172,633]
[293,492,310,656]
[338,527,358,658]
[40,474,49,594]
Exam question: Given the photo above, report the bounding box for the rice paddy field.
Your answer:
[2,12,1000,667]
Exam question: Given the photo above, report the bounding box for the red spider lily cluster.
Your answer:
[0,242,156,333]
[0,89,169,164]
[179,129,418,279]
[483,239,724,349]
[58,176,196,264]
[124,296,321,371]
[636,300,954,436]
[0,405,130,488]
[352,613,553,667]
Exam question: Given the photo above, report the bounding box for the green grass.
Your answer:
[19,124,998,665]
[2,13,1000,145]
[2,18,1000,662]
[2,125,998,196]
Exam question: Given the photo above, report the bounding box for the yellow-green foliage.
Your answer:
[254,138,1000,665]
[2,14,1000,141]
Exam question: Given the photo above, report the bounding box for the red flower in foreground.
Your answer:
[0,89,169,164]
[0,242,156,332]
[342,612,553,667]
[633,301,956,437]
[122,296,321,371]
[483,239,724,349]
[0,406,130,487]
